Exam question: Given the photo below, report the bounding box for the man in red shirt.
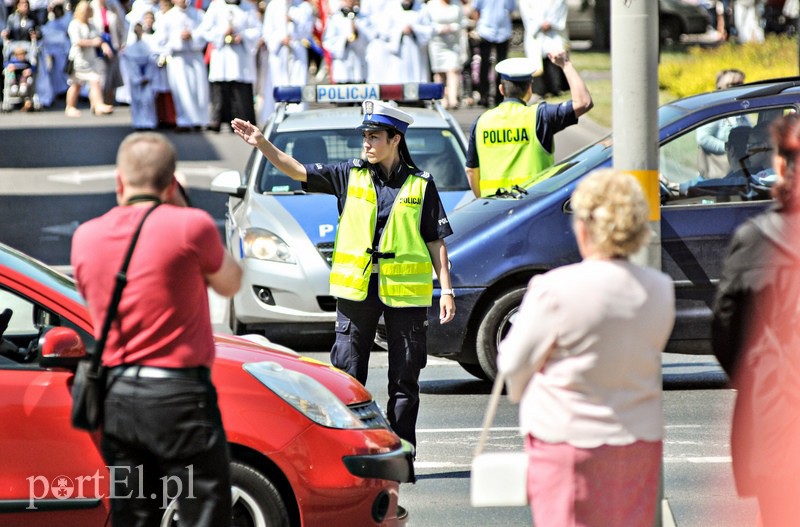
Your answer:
[71,132,242,526]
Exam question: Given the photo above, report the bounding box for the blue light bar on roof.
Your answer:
[273,83,445,104]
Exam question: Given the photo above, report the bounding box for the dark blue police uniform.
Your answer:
[303,158,452,447]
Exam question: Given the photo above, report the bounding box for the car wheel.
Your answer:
[458,360,490,382]
[159,462,290,527]
[230,462,290,527]
[475,286,527,382]
[660,16,682,44]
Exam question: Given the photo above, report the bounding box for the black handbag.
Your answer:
[63,57,75,76]
[71,204,160,431]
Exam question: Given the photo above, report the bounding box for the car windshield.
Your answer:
[256,128,469,193]
[0,244,84,306]
[505,101,697,197]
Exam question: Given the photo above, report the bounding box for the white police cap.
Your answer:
[358,100,414,135]
[495,57,539,82]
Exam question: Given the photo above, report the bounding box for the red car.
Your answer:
[0,242,412,526]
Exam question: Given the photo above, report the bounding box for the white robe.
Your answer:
[385,1,430,83]
[200,0,261,83]
[120,38,158,129]
[263,0,312,86]
[322,7,368,83]
[518,0,567,61]
[156,5,209,127]
[359,0,428,83]
[263,0,313,113]
[359,0,389,83]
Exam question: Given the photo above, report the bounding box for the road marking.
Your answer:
[414,461,470,469]
[418,427,519,433]
[48,169,116,184]
[47,165,231,185]
[664,456,731,464]
[413,458,733,470]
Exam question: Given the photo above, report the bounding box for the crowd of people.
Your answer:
[0,0,519,125]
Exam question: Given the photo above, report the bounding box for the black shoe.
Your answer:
[205,123,221,133]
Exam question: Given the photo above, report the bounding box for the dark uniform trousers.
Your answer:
[101,370,231,527]
[209,81,256,131]
[331,273,428,447]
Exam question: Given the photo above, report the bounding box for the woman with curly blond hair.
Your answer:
[497,169,676,527]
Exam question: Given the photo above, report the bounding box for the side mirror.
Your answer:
[211,170,246,198]
[40,327,87,369]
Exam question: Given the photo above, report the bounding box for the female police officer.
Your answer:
[231,101,456,448]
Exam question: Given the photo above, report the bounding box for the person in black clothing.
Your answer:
[712,113,800,527]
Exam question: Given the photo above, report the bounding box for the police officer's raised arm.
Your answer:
[231,118,308,182]
[550,50,593,118]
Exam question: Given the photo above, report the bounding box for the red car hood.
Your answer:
[211,334,371,406]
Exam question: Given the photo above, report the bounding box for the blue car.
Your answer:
[384,78,800,381]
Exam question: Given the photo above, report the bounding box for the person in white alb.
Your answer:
[497,169,675,527]
[262,0,313,115]
[322,0,368,83]
[200,0,260,131]
[155,0,209,131]
[518,0,568,98]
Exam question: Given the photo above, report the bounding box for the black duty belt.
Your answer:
[364,248,396,274]
[109,365,210,380]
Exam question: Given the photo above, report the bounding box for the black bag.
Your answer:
[71,360,107,430]
[71,203,160,431]
[63,57,75,76]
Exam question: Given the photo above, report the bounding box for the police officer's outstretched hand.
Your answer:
[232,118,262,148]
[439,295,455,324]
[548,50,569,69]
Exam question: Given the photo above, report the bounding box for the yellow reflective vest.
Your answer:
[475,101,553,197]
[329,167,433,307]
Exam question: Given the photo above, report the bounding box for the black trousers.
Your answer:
[533,60,568,97]
[101,373,231,527]
[209,81,256,130]
[331,274,428,447]
[478,38,510,106]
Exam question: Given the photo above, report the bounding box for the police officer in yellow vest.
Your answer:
[231,102,456,448]
[465,53,594,198]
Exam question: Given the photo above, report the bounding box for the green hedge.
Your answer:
[659,36,799,98]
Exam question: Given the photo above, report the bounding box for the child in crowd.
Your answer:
[120,22,158,129]
[5,45,37,111]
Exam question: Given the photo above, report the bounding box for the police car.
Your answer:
[211,83,472,339]
[378,78,800,382]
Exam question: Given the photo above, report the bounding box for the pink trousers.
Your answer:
[526,435,662,527]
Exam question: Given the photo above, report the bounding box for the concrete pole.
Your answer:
[611,0,660,270]
[610,2,674,527]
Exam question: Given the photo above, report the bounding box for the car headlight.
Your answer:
[241,228,295,264]
[244,361,366,429]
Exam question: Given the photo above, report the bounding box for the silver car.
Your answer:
[211,84,472,342]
